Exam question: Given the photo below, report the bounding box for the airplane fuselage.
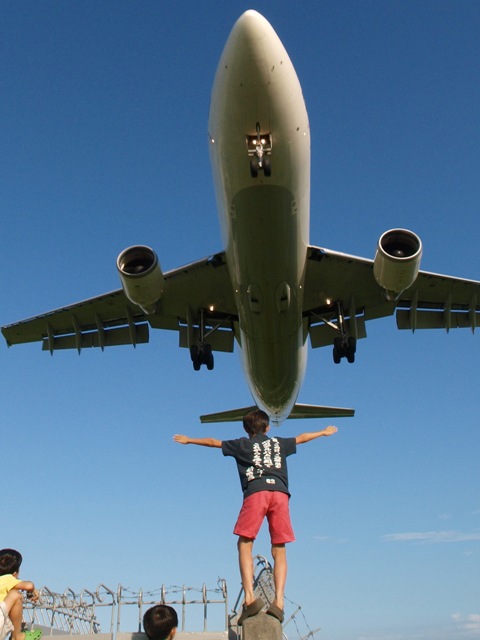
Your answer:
[208,11,311,423]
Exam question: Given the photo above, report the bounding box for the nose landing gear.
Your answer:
[247,123,272,178]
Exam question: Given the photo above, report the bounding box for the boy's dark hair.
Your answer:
[143,604,178,640]
[0,549,23,576]
[243,409,269,436]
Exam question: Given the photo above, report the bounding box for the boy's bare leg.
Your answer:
[3,590,25,640]
[271,543,287,610]
[237,536,255,605]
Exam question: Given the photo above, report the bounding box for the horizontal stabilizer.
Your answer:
[200,406,258,423]
[200,403,354,424]
[288,403,355,419]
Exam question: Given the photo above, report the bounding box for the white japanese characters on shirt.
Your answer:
[245,438,282,483]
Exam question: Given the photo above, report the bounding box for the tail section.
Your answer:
[200,403,354,424]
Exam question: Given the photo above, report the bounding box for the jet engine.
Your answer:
[373,229,422,301]
[117,245,165,314]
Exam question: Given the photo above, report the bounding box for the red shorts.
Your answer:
[233,491,295,544]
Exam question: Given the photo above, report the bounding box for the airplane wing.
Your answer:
[304,245,480,349]
[1,251,237,354]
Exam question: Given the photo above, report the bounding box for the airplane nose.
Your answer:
[217,9,286,84]
[232,10,270,40]
[225,10,278,61]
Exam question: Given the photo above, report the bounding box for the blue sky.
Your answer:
[1,1,480,639]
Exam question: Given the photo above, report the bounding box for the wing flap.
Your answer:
[396,270,480,331]
[2,290,144,347]
[396,309,480,331]
[41,323,149,352]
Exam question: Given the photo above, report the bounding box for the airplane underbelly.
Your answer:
[227,184,308,416]
[240,326,307,418]
[228,184,306,331]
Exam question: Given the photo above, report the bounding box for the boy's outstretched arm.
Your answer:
[296,425,338,445]
[174,434,222,448]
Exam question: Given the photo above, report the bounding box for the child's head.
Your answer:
[243,409,270,436]
[143,604,178,640]
[0,549,23,576]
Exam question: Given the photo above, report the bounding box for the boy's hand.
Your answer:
[323,426,338,436]
[173,434,189,444]
[27,588,40,602]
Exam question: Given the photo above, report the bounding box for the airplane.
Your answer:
[2,10,480,426]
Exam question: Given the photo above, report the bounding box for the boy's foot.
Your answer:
[16,631,42,640]
[266,603,284,623]
[237,597,265,625]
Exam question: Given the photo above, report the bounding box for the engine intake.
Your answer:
[117,245,164,314]
[373,229,422,301]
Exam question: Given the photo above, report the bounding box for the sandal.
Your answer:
[266,603,284,623]
[24,632,43,640]
[238,597,265,625]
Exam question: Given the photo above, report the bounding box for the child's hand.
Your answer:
[173,434,189,444]
[28,589,40,602]
[323,426,338,436]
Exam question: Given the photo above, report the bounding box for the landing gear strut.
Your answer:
[332,302,356,364]
[188,308,215,371]
[247,123,272,178]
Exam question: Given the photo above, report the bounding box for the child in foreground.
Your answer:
[174,409,337,625]
[0,548,41,640]
[143,604,178,640]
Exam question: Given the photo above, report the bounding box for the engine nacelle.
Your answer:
[373,229,422,301]
[117,245,165,314]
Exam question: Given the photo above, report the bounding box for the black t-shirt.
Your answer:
[222,434,297,498]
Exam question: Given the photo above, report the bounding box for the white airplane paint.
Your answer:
[3,11,480,425]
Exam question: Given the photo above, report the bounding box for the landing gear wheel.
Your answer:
[190,344,214,371]
[346,337,356,364]
[333,336,357,363]
[250,157,259,178]
[333,337,342,364]
[263,155,272,177]
[202,344,214,370]
[206,351,214,370]
[190,345,202,371]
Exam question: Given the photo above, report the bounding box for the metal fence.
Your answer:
[22,558,319,639]
[23,581,228,636]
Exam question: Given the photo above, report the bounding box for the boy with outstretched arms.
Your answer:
[0,548,40,640]
[174,409,337,625]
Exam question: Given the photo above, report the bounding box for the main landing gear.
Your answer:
[332,302,357,364]
[333,336,356,364]
[190,344,214,371]
[188,308,215,371]
[247,123,272,178]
